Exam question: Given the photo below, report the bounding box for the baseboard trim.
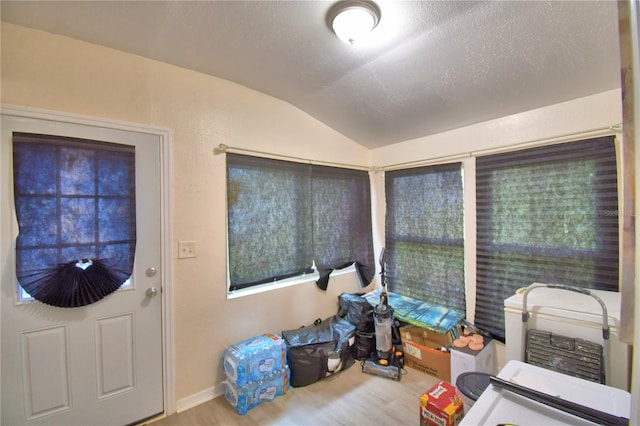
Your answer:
[176,383,226,413]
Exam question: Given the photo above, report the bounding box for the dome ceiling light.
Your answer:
[327,1,381,45]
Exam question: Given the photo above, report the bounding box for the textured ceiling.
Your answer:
[0,1,621,149]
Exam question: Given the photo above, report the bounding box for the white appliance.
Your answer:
[504,283,630,391]
[460,360,631,425]
[450,337,495,386]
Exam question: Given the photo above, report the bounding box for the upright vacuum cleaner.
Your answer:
[362,248,404,380]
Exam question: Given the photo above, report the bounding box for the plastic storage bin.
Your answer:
[223,333,287,387]
[223,367,290,415]
[455,372,491,414]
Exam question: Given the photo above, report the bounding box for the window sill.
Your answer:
[226,264,356,299]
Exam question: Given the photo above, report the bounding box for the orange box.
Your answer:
[419,381,464,426]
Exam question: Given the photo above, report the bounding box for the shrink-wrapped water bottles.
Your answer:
[222,333,287,386]
[221,333,290,414]
[223,366,290,415]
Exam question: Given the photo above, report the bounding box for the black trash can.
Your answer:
[456,372,492,413]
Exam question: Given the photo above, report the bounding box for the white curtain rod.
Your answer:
[213,144,372,171]
[214,123,622,173]
[374,123,623,173]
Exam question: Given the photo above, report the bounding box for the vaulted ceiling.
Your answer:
[0,1,622,149]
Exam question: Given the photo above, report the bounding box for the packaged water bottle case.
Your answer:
[222,333,287,387]
[223,366,291,415]
[222,333,290,414]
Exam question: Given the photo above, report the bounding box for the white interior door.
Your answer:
[1,114,164,425]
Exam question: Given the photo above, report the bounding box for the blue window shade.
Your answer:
[12,132,136,307]
[475,136,619,341]
[385,163,466,314]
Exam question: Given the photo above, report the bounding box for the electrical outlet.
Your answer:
[178,241,197,259]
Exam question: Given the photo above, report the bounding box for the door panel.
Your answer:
[21,325,71,421]
[95,313,135,398]
[1,114,164,425]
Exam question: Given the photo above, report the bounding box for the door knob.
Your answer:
[146,287,159,298]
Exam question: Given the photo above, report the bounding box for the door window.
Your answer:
[12,132,137,307]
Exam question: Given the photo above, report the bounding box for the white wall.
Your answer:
[0,23,373,405]
[1,22,632,412]
[370,89,624,371]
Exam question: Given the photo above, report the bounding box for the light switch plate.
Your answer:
[178,241,197,259]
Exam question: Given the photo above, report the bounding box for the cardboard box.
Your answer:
[401,326,454,347]
[401,326,452,382]
[450,336,494,386]
[420,380,464,426]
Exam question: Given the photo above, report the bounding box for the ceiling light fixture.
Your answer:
[327,1,381,45]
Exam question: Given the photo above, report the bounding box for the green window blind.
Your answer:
[226,153,374,291]
[475,136,619,340]
[312,165,375,290]
[385,163,466,313]
[227,154,313,290]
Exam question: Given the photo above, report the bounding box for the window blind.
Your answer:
[475,136,619,340]
[227,154,313,290]
[226,153,374,291]
[13,132,136,307]
[385,163,466,313]
[312,165,375,290]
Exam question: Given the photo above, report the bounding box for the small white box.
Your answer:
[450,337,494,386]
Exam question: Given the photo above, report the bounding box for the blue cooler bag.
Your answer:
[282,315,355,387]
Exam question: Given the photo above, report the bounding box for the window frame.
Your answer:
[225,153,372,297]
[473,136,619,340]
[382,136,620,342]
[384,161,467,314]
